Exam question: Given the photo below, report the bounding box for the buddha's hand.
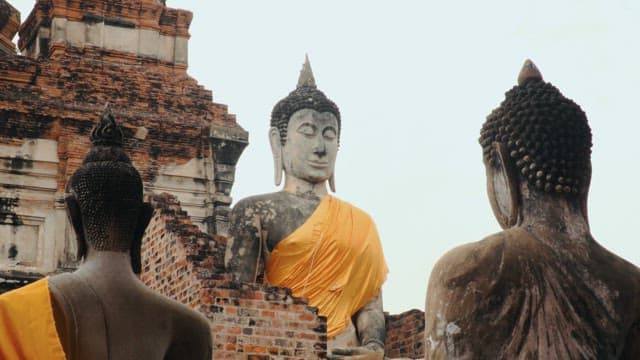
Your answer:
[328,341,384,359]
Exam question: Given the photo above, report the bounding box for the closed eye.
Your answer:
[323,127,337,140]
[297,123,316,136]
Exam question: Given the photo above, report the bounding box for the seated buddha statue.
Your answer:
[0,105,212,360]
[225,56,388,358]
[424,60,640,359]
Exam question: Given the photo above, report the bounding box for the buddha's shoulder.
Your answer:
[233,193,357,218]
[590,239,640,291]
[231,192,292,214]
[234,192,281,206]
[429,229,525,289]
[146,289,210,331]
[168,301,210,330]
[592,238,640,271]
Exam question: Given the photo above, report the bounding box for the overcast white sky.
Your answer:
[13,0,640,314]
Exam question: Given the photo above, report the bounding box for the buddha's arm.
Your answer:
[424,268,452,359]
[424,241,500,359]
[48,284,74,359]
[330,292,385,359]
[225,200,262,283]
[355,292,385,350]
[425,244,483,359]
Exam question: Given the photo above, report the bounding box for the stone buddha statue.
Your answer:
[424,60,640,359]
[225,56,388,358]
[0,105,212,360]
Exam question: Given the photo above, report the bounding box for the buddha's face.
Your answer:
[282,108,339,184]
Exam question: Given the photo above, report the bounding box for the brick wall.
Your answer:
[0,1,242,191]
[141,193,328,359]
[0,0,19,53]
[0,46,241,192]
[385,309,425,359]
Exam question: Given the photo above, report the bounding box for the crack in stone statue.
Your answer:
[225,56,388,359]
[0,104,213,360]
[424,60,640,359]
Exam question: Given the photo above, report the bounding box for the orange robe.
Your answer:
[266,195,388,338]
[0,278,67,360]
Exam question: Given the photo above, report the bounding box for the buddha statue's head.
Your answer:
[479,60,592,228]
[66,104,153,273]
[269,56,341,192]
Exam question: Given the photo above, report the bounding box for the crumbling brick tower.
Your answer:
[0,0,247,291]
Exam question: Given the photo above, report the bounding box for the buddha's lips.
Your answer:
[307,161,329,168]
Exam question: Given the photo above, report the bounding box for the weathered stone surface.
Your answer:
[0,138,61,273]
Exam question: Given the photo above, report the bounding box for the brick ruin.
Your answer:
[141,193,327,358]
[0,1,424,358]
[0,0,247,289]
[385,309,425,359]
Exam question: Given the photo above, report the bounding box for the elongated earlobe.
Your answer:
[65,193,87,261]
[329,173,336,193]
[269,127,283,186]
[131,203,153,274]
[486,143,520,229]
[581,163,591,227]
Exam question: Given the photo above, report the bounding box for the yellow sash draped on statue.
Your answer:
[266,195,388,338]
[0,278,67,360]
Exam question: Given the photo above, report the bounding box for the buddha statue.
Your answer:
[424,60,640,359]
[0,105,212,360]
[225,56,388,359]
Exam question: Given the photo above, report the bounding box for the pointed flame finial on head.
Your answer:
[91,102,124,147]
[296,54,317,89]
[517,59,543,86]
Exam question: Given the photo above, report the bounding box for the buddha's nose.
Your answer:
[312,138,327,156]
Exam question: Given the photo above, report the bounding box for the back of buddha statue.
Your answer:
[424,61,640,359]
[48,272,211,360]
[47,105,212,360]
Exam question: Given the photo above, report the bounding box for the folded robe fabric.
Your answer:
[0,278,67,360]
[266,195,388,338]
